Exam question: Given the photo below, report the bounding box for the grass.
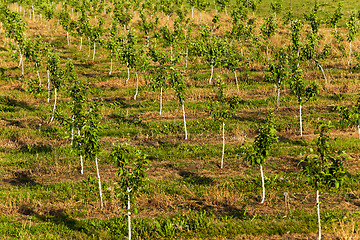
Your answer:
[1,0,360,239]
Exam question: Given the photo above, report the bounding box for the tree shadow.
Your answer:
[19,206,96,237]
[178,170,214,186]
[0,95,35,111]
[6,170,39,186]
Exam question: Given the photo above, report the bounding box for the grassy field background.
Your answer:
[1,0,360,239]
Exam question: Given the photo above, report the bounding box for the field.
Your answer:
[1,0,360,239]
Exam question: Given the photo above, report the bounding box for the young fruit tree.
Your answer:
[289,63,319,136]
[170,68,188,140]
[299,122,347,240]
[260,15,277,60]
[47,52,63,123]
[244,111,278,204]
[69,79,88,174]
[83,103,104,209]
[334,95,360,139]
[346,12,358,66]
[266,48,288,111]
[208,78,234,168]
[111,145,148,240]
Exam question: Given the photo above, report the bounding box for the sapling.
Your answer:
[170,68,187,139]
[83,103,104,209]
[208,78,234,168]
[299,122,347,240]
[47,52,62,123]
[289,63,319,136]
[112,145,148,240]
[334,94,360,139]
[326,3,343,33]
[266,48,288,111]
[346,12,358,66]
[260,15,277,60]
[244,111,278,204]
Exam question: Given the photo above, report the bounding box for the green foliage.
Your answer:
[112,144,148,210]
[326,2,343,30]
[260,15,277,41]
[333,94,360,128]
[83,103,102,160]
[244,111,278,166]
[299,123,347,190]
[346,12,358,42]
[304,1,321,35]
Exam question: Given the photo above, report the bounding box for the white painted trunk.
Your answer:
[47,70,50,103]
[79,37,82,50]
[170,43,173,61]
[127,188,132,240]
[182,103,188,140]
[317,190,321,240]
[159,86,163,116]
[109,51,113,75]
[209,64,214,84]
[67,31,69,46]
[358,123,360,139]
[36,63,41,86]
[276,84,280,111]
[126,63,130,84]
[234,70,239,94]
[300,103,303,136]
[78,128,84,175]
[221,121,225,169]
[95,154,104,209]
[266,45,269,60]
[318,64,327,88]
[71,115,74,145]
[348,41,352,66]
[185,48,188,70]
[191,7,194,19]
[88,38,91,57]
[134,72,139,100]
[93,42,96,61]
[50,87,57,122]
[260,164,265,204]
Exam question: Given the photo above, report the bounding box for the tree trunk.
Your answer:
[159,86,163,116]
[78,128,84,175]
[47,70,50,103]
[71,114,74,145]
[79,37,82,50]
[170,43,173,61]
[348,41,352,66]
[67,31,69,46]
[92,42,96,61]
[276,84,280,111]
[185,48,188,70]
[88,37,91,57]
[95,154,104,210]
[191,7,194,19]
[126,63,130,84]
[266,45,269,60]
[234,70,239,94]
[134,72,139,100]
[209,64,214,84]
[182,103,188,140]
[260,164,265,204]
[357,121,360,139]
[127,188,132,240]
[300,102,303,136]
[318,64,328,89]
[50,87,57,122]
[317,190,321,240]
[109,50,113,75]
[221,121,225,169]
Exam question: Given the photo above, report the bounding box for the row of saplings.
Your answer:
[52,51,346,240]
[68,93,347,240]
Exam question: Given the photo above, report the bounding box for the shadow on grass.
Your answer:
[19,206,96,237]
[7,170,39,186]
[178,170,214,186]
[0,96,35,111]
